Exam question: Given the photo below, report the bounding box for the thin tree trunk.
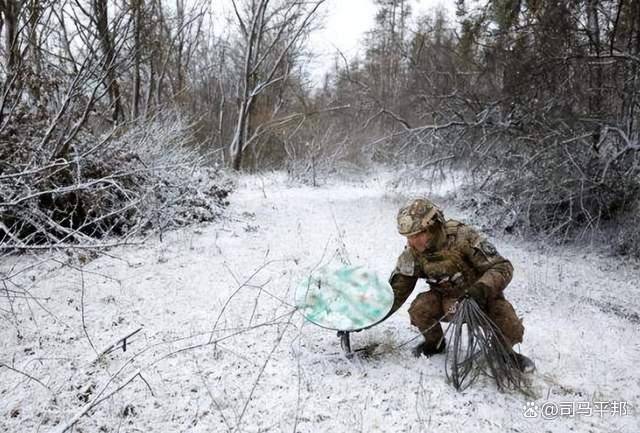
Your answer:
[94,0,123,123]
[620,0,639,136]
[145,50,156,118]
[587,0,603,116]
[3,0,20,76]
[27,0,42,103]
[131,0,142,119]
[175,0,184,96]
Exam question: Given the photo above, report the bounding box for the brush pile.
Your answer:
[0,114,231,251]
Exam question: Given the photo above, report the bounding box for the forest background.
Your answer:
[1,0,640,258]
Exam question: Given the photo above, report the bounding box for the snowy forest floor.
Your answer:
[1,170,639,433]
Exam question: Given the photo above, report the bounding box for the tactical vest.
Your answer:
[428,219,483,296]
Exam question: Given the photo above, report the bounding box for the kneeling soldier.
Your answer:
[388,198,534,372]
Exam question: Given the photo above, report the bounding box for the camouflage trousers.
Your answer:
[407,290,525,350]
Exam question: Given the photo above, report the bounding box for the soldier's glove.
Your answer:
[465,282,490,309]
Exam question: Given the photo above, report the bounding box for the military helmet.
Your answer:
[396,198,444,236]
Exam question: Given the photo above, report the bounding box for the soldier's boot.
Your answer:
[408,290,446,358]
[412,338,446,358]
[510,352,536,373]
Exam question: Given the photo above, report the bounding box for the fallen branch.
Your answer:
[90,327,143,364]
[0,362,54,394]
[80,269,98,356]
[47,368,142,433]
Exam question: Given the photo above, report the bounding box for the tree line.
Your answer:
[321,0,640,254]
[1,0,639,254]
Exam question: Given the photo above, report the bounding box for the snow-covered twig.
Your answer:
[0,362,54,394]
[79,268,98,356]
[90,327,143,365]
[47,368,143,433]
[208,260,285,343]
[234,309,297,433]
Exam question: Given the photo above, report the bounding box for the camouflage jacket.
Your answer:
[388,220,513,313]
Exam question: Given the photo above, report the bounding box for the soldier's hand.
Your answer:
[465,282,489,309]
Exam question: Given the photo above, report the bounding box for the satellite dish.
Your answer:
[296,266,394,332]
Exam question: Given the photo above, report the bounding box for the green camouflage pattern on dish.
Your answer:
[296,266,394,331]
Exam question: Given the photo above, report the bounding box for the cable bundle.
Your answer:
[444,297,531,394]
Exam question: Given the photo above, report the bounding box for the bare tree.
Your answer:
[131,0,143,119]
[93,0,125,123]
[228,0,326,170]
[1,0,21,76]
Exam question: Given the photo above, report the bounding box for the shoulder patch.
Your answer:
[479,240,498,257]
[396,248,416,276]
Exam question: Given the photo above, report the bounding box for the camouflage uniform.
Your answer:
[390,212,524,352]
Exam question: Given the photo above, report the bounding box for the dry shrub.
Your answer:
[610,205,640,257]
[0,113,231,250]
[456,124,640,257]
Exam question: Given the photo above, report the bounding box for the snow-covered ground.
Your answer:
[1,171,639,433]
